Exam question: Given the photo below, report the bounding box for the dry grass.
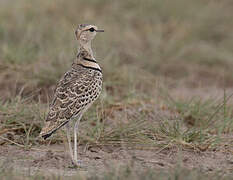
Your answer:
[0,0,233,179]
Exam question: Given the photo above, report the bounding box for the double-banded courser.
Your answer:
[40,24,104,166]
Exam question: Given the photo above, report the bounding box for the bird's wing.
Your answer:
[40,67,96,139]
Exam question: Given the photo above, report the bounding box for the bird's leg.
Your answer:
[66,122,74,163]
[73,115,82,166]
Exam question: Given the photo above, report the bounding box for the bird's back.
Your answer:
[40,64,102,139]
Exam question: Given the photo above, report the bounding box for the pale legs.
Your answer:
[73,115,82,166]
[66,122,74,162]
[65,115,83,166]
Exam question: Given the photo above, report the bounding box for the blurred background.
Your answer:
[0,0,233,176]
[0,0,233,102]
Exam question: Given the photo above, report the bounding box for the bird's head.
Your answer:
[75,24,104,44]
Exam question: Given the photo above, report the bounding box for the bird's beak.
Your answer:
[96,29,104,32]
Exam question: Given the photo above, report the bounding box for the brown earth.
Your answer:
[1,85,233,177]
[0,143,232,176]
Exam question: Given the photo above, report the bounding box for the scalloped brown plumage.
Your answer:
[39,24,104,166]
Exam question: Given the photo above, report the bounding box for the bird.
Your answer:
[39,24,104,167]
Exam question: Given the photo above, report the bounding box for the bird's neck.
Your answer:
[73,42,101,72]
[78,42,94,59]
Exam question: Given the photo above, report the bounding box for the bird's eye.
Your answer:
[89,28,95,32]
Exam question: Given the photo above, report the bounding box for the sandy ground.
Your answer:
[1,84,233,177]
[0,143,233,176]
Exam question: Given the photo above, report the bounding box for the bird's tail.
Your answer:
[39,120,69,140]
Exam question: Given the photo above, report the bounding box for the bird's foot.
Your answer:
[69,159,82,169]
[73,159,82,167]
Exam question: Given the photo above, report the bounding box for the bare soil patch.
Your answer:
[1,84,233,177]
[1,142,232,176]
